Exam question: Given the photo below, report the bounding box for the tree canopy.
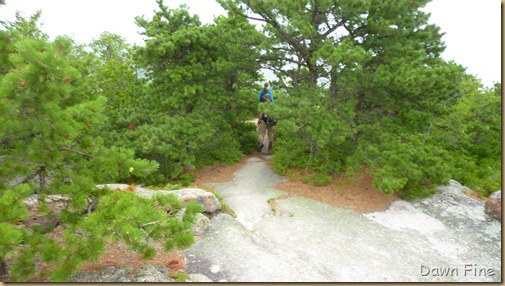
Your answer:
[217,0,498,198]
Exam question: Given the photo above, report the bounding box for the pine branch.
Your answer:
[87,197,98,214]
[58,148,96,159]
[141,220,162,228]
[18,163,47,185]
[322,19,347,38]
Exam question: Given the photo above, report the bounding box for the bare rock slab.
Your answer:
[97,184,221,213]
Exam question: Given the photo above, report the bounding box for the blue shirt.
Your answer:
[259,89,274,102]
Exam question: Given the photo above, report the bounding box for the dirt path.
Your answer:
[194,152,399,213]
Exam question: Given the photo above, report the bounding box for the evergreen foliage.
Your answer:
[219,0,500,198]
[93,1,264,185]
[0,13,203,281]
[430,80,502,196]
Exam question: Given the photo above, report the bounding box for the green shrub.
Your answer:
[349,130,452,198]
[311,173,333,186]
[233,121,258,154]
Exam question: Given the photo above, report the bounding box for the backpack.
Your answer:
[260,89,269,102]
[262,113,277,126]
[266,117,277,126]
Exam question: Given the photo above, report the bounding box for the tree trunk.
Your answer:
[0,259,7,278]
[330,67,337,99]
[306,56,318,87]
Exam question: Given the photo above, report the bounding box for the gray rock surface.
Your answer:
[133,264,175,282]
[186,156,502,282]
[23,194,70,206]
[187,273,214,282]
[191,212,210,236]
[210,156,288,229]
[186,212,328,282]
[71,264,176,283]
[71,265,135,282]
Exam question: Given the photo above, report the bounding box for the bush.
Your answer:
[311,173,333,186]
[349,130,452,198]
[233,121,258,154]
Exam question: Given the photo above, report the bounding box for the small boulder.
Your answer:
[133,264,175,282]
[169,188,221,213]
[484,191,501,221]
[188,273,214,282]
[96,183,131,191]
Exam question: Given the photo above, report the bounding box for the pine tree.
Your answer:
[430,79,501,196]
[0,13,203,281]
[106,0,265,183]
[218,0,479,196]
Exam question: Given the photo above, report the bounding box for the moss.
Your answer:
[170,272,189,282]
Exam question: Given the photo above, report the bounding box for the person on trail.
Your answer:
[258,82,274,103]
[257,95,276,153]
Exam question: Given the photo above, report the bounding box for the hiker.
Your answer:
[258,82,274,102]
[257,95,276,153]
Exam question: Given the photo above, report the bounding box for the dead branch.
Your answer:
[58,148,96,159]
